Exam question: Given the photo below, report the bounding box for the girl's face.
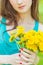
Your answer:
[9,0,32,13]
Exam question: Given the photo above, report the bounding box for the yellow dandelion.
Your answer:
[9,35,15,42]
[34,35,39,45]
[38,30,43,36]
[16,26,25,36]
[39,42,43,51]
[26,43,37,52]
[10,29,16,35]
[27,30,36,36]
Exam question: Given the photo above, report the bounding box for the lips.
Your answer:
[18,5,25,9]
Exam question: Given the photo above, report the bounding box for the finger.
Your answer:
[34,56,39,65]
[11,53,21,60]
[20,54,29,62]
[20,54,34,63]
[15,60,33,65]
[20,49,37,63]
[21,62,33,65]
[21,50,31,58]
[22,48,36,55]
[20,48,36,60]
[11,57,23,64]
[20,48,36,61]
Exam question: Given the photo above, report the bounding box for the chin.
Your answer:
[17,9,29,14]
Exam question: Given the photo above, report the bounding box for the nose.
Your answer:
[17,0,23,5]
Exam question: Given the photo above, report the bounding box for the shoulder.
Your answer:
[0,15,2,20]
[0,15,9,23]
[38,22,43,31]
[0,15,2,24]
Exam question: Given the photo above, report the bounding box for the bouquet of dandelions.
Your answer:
[9,26,43,53]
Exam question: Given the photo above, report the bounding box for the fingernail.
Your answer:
[20,48,23,51]
[19,50,21,52]
[20,62,22,64]
[19,54,21,57]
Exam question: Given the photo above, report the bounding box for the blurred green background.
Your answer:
[39,0,43,23]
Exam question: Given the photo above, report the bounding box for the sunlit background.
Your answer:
[39,0,43,23]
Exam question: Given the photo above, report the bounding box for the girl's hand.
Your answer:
[0,48,39,65]
[0,53,22,65]
[18,48,39,65]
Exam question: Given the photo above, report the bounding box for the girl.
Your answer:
[0,0,42,65]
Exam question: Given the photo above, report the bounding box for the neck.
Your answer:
[19,9,34,24]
